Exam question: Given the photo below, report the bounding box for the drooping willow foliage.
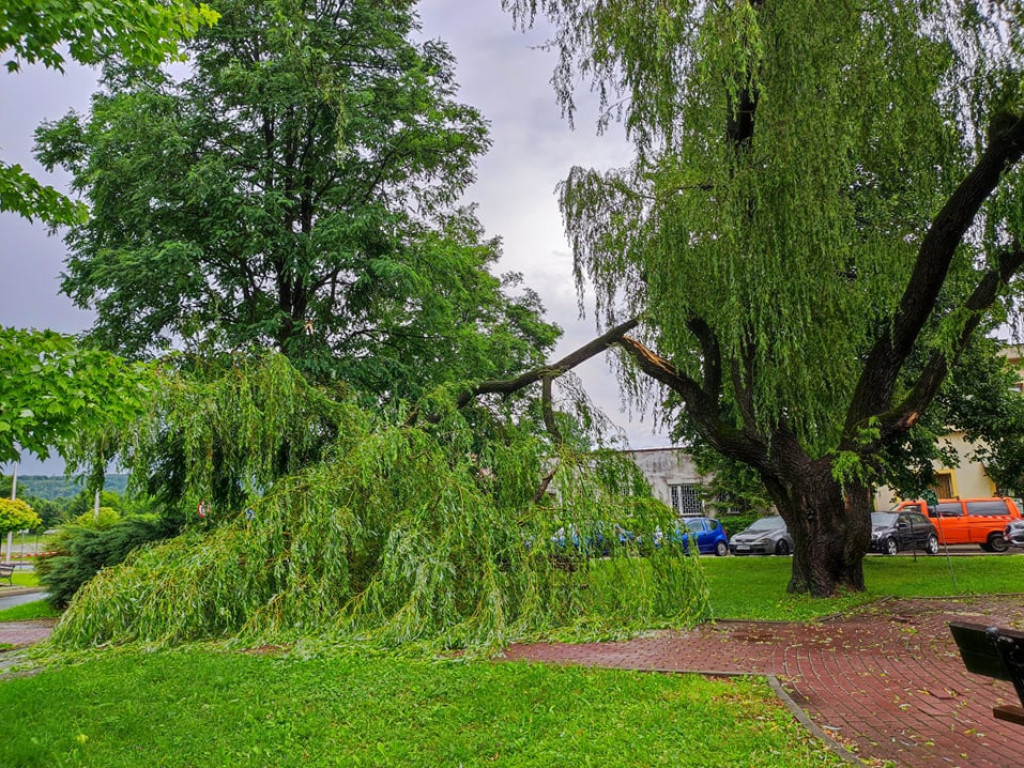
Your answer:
[506,0,1024,457]
[49,355,708,654]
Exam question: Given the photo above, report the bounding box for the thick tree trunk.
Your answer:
[462,325,886,599]
[762,459,871,597]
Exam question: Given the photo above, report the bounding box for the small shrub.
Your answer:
[70,506,120,530]
[0,498,42,538]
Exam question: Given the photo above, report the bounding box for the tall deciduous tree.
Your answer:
[497,1,1024,595]
[38,0,558,397]
[0,0,218,224]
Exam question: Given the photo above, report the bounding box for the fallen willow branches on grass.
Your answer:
[48,356,708,655]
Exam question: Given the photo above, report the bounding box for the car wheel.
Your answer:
[885,537,898,556]
[988,532,1010,553]
[925,533,939,555]
[715,540,728,557]
[775,539,790,556]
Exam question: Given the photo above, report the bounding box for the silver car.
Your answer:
[1005,519,1024,549]
[728,516,793,556]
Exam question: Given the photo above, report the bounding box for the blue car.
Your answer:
[551,522,635,555]
[670,517,730,556]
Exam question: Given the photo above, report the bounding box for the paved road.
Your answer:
[507,595,1024,768]
[0,589,47,611]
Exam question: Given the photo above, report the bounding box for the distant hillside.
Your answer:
[14,475,129,501]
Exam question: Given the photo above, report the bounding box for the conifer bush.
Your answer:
[37,514,181,608]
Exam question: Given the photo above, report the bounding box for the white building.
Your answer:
[623,448,713,517]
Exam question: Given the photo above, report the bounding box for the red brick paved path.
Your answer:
[506,595,1024,768]
[0,620,54,648]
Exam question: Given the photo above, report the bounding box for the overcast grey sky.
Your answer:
[0,0,671,474]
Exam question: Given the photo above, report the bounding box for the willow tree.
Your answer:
[499,1,1024,595]
[49,354,708,653]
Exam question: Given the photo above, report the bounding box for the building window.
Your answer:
[670,484,704,517]
[931,472,954,500]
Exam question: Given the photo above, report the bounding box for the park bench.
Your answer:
[949,621,1024,726]
[0,563,14,587]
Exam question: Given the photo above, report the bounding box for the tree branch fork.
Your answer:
[447,113,1024,487]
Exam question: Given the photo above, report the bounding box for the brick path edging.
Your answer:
[765,674,861,764]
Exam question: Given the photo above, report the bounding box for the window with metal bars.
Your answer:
[669,484,703,517]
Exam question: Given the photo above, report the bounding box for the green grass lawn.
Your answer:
[0,570,50,622]
[0,599,59,622]
[1,553,1018,767]
[0,651,844,768]
[9,569,40,589]
[704,552,1024,621]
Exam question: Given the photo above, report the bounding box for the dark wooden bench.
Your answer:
[0,562,14,586]
[950,621,1024,726]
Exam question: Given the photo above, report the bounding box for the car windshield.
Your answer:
[685,520,704,532]
[747,517,783,531]
[871,512,898,526]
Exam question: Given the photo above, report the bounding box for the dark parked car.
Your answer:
[672,517,729,556]
[869,511,939,555]
[1005,519,1024,549]
[729,516,793,556]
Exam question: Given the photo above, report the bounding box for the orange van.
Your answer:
[895,497,1021,552]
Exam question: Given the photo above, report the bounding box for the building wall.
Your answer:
[874,344,1022,508]
[625,448,713,516]
[874,429,998,509]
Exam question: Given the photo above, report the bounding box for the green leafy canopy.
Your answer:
[38,0,559,400]
[0,0,218,225]
[508,0,1024,454]
[0,327,155,466]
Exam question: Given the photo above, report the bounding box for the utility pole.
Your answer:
[6,463,17,564]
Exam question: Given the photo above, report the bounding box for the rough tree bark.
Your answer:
[759,451,872,596]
